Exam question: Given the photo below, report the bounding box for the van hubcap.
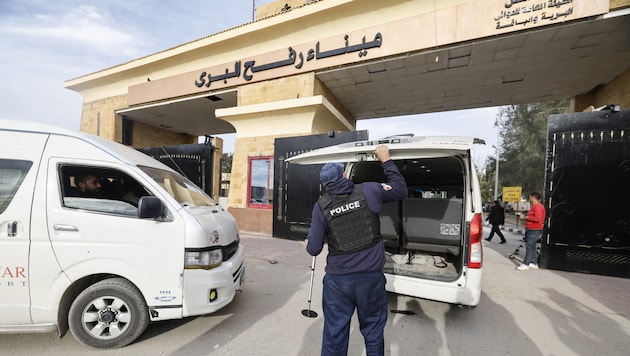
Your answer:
[81,296,131,339]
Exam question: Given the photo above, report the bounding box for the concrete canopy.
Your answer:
[316,11,630,120]
[116,10,629,136]
[116,89,237,136]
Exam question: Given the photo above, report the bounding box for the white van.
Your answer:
[0,120,245,348]
[287,135,484,306]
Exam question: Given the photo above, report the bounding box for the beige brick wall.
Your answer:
[238,72,316,105]
[572,68,630,112]
[130,121,196,148]
[80,94,196,147]
[80,94,127,142]
[610,0,630,10]
[211,137,223,200]
[228,134,279,235]
[229,135,277,208]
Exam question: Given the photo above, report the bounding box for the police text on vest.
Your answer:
[329,201,361,216]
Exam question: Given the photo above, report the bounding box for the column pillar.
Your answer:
[216,73,354,235]
[571,69,630,112]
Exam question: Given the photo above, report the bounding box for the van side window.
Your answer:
[408,188,463,199]
[59,165,152,217]
[0,159,33,214]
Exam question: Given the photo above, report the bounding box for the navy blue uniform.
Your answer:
[306,159,406,356]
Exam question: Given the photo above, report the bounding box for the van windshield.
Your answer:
[139,166,217,207]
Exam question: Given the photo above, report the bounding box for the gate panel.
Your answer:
[541,108,630,277]
[138,144,215,197]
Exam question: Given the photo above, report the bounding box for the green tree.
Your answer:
[495,100,569,198]
[480,156,497,202]
[221,152,233,174]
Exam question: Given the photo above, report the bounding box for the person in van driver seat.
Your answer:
[306,145,407,356]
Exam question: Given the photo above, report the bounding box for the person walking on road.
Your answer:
[516,192,546,271]
[485,200,506,243]
[305,145,407,356]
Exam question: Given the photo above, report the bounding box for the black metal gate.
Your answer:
[273,131,368,240]
[138,144,215,197]
[541,108,630,277]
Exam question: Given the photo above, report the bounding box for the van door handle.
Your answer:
[53,224,79,232]
[7,220,17,237]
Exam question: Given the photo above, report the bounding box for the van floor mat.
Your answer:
[383,259,458,279]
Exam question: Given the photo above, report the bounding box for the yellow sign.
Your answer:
[502,186,522,202]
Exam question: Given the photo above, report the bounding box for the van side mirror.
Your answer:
[138,196,166,219]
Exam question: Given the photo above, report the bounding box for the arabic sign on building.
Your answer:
[127,0,609,106]
[193,33,382,89]
[502,186,523,202]
[495,0,580,31]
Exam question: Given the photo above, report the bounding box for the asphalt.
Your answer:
[222,232,630,356]
[2,226,629,355]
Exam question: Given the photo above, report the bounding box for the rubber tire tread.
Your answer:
[68,278,149,349]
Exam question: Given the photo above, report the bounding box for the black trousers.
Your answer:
[487,223,506,242]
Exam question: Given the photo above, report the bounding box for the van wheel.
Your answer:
[68,278,149,348]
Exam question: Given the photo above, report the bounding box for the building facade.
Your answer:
[65,0,630,235]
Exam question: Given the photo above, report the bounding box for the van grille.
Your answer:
[223,240,239,261]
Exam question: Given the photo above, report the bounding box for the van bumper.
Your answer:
[181,245,246,317]
[384,267,482,306]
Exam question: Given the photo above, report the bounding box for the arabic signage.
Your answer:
[193,33,382,88]
[502,186,522,202]
[127,0,608,106]
[495,0,578,30]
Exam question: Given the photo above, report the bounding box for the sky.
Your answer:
[0,0,500,169]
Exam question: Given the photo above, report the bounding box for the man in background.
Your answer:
[485,200,506,243]
[516,192,546,270]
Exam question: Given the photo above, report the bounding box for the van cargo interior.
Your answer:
[351,157,466,281]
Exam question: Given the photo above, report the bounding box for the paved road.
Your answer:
[2,229,629,355]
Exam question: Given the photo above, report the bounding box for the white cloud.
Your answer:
[0,5,141,59]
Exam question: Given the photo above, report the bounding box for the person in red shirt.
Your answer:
[516,192,546,270]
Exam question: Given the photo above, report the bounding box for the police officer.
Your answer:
[306,145,407,356]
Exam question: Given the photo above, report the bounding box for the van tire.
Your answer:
[68,278,149,348]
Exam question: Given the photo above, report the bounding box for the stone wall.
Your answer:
[572,69,630,112]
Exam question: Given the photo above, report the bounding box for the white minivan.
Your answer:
[0,120,245,348]
[288,135,484,306]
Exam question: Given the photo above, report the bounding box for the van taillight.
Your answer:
[468,213,483,269]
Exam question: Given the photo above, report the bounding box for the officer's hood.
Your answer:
[325,178,354,195]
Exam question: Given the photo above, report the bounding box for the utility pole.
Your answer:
[494,107,501,201]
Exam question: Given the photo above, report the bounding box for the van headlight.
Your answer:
[185,248,223,269]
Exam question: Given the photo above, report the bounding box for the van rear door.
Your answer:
[286,136,481,164]
[0,130,49,324]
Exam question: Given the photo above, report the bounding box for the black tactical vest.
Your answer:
[318,185,382,256]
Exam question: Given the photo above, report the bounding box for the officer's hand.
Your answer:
[375,145,391,162]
